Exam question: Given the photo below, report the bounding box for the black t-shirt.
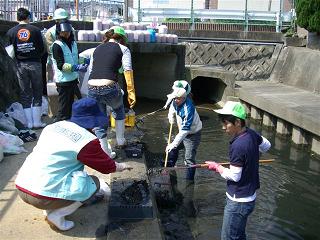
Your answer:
[89,42,123,81]
[6,23,44,62]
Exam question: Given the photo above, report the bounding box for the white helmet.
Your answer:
[53,8,69,20]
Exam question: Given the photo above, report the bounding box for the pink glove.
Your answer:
[205,161,221,173]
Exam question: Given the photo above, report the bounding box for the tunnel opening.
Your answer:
[191,76,227,104]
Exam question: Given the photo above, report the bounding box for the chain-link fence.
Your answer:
[0,0,124,22]
[129,0,295,32]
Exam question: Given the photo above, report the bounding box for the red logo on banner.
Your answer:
[17,29,31,41]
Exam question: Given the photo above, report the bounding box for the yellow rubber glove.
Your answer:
[124,70,136,108]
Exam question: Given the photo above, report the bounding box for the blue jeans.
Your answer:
[88,83,125,120]
[221,197,255,240]
[165,131,201,180]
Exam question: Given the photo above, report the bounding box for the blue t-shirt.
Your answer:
[227,127,263,198]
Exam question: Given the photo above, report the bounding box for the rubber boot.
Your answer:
[115,119,126,147]
[23,108,33,129]
[99,137,116,159]
[32,106,46,128]
[46,201,82,231]
[98,178,111,198]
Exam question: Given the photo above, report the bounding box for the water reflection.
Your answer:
[137,101,320,240]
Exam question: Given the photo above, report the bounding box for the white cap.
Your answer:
[167,87,187,99]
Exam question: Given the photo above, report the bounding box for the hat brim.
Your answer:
[70,113,108,129]
[214,108,233,115]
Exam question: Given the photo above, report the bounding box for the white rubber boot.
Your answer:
[98,178,111,198]
[23,108,33,129]
[115,119,126,147]
[32,106,46,128]
[99,137,116,159]
[46,201,82,231]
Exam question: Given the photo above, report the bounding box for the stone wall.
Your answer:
[184,41,283,81]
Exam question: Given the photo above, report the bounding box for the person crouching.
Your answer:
[15,98,132,231]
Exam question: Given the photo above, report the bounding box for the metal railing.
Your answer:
[0,0,124,22]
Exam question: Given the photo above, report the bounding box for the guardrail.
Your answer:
[130,8,294,32]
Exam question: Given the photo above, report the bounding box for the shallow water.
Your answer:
[135,101,320,240]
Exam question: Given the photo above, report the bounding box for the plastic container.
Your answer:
[110,109,135,127]
[148,29,156,43]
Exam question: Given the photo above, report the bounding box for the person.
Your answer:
[164,80,202,182]
[15,98,132,231]
[205,101,271,240]
[45,8,82,99]
[6,7,46,129]
[51,20,88,121]
[88,26,136,148]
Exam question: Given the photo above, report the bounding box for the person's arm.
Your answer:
[121,46,136,108]
[205,162,243,182]
[78,139,131,173]
[259,136,271,153]
[45,29,54,54]
[52,43,65,70]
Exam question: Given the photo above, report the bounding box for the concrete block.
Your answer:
[311,136,320,155]
[276,119,291,135]
[250,106,262,120]
[262,112,276,128]
[292,126,308,145]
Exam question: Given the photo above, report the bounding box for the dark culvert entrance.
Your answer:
[191,76,227,104]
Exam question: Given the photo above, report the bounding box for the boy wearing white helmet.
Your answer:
[165,80,202,181]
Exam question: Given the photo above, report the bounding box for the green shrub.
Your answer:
[296,0,320,32]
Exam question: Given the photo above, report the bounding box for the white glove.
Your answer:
[115,162,133,172]
[166,143,176,153]
[163,94,174,109]
[168,115,175,124]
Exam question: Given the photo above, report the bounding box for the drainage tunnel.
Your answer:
[191,76,227,104]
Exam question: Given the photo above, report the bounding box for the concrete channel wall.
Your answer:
[234,47,320,155]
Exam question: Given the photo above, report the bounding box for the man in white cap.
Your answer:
[205,101,271,240]
[15,98,132,231]
[165,80,202,181]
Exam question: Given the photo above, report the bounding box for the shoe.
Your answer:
[18,130,37,142]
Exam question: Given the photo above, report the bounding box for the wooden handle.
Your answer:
[197,159,275,168]
[164,123,173,167]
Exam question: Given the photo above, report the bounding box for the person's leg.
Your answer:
[56,82,76,121]
[29,62,46,128]
[104,84,126,146]
[221,198,255,240]
[183,131,201,181]
[17,189,80,231]
[17,62,33,128]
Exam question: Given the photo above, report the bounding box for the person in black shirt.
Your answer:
[6,7,46,129]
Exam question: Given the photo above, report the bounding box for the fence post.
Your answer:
[190,0,194,30]
[244,0,248,32]
[276,0,283,32]
[138,0,141,22]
